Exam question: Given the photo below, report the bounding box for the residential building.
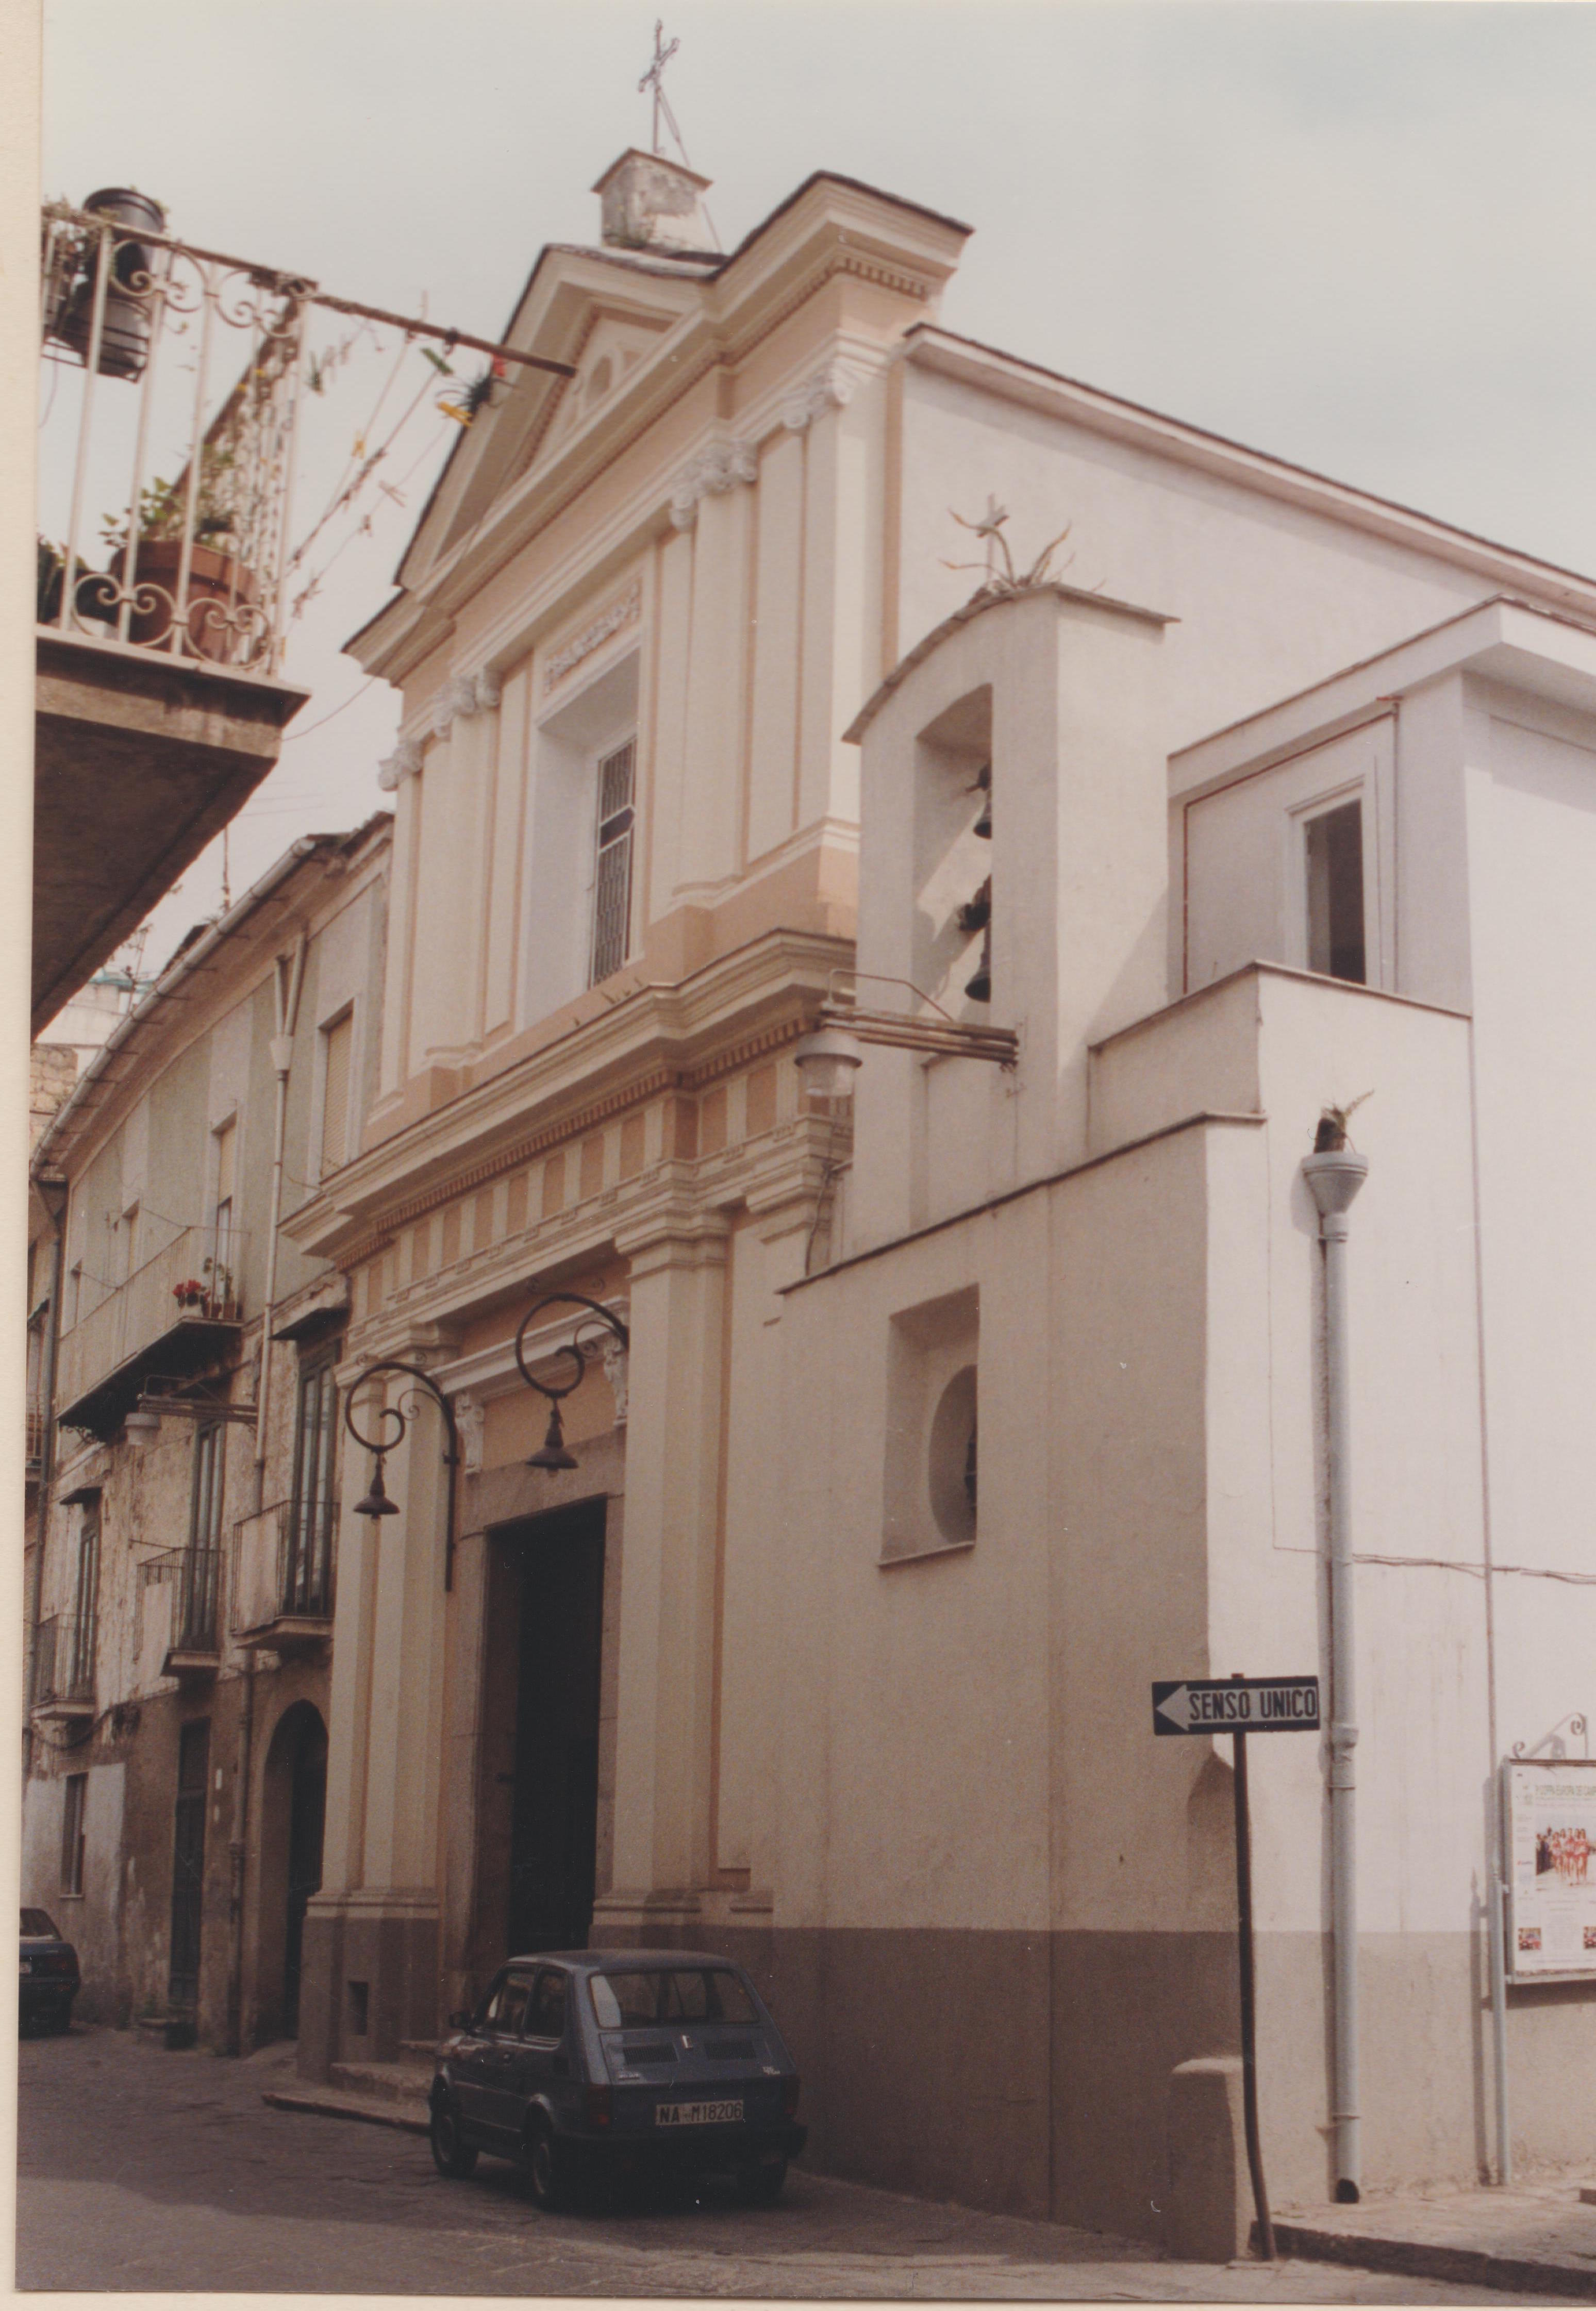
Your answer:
[274,145,1596,2245]
[24,819,389,2050]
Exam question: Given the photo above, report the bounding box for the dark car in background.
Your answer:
[20,1908,80,2034]
[430,1950,806,2210]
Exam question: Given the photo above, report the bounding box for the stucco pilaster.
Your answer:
[597,1213,730,1908]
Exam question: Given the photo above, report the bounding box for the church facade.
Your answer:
[283,151,1596,2244]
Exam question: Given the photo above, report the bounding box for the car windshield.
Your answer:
[588,1968,758,2030]
[21,1909,59,1939]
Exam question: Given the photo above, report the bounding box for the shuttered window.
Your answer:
[320,1012,353,1176]
[589,739,635,987]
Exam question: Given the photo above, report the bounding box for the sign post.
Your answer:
[1152,1671,1321,2263]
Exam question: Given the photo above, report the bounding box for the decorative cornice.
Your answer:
[668,435,759,531]
[544,580,643,694]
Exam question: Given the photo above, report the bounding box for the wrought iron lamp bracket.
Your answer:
[513,1295,630,1474]
[343,1358,462,1590]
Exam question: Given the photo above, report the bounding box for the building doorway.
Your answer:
[505,1499,607,1955]
[258,1701,327,2040]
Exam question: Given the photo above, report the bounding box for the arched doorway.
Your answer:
[258,1701,327,2039]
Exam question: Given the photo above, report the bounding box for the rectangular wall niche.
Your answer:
[882,1284,979,1564]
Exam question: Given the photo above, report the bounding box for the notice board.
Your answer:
[1505,1757,1596,1982]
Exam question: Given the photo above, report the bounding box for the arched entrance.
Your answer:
[258,1701,327,2039]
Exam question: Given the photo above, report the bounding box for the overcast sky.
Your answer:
[40,0,1596,983]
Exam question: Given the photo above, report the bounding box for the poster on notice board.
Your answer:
[1505,1757,1596,1981]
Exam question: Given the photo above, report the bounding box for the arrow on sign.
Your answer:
[1156,1685,1196,1732]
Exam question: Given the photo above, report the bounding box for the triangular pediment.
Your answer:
[400,245,715,588]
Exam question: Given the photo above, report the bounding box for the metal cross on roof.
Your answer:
[639,20,683,158]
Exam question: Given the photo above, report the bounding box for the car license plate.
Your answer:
[655,2099,742,2127]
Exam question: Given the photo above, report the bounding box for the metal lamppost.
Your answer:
[345,1361,462,1588]
[514,1294,629,1472]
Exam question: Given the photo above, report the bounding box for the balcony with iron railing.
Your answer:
[35,194,570,1039]
[35,194,310,1034]
[162,1545,223,1677]
[232,1495,337,1657]
[56,1221,246,1442]
[31,1610,97,1719]
[25,1402,47,1487]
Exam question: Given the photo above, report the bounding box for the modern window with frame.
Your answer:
[286,1351,340,1618]
[589,737,636,986]
[211,1118,237,1298]
[319,1010,354,1181]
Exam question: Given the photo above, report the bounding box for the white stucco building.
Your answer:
[247,148,1596,2243]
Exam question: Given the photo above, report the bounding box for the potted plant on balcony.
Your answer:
[98,460,260,663]
[172,1278,208,1315]
[202,1256,235,1318]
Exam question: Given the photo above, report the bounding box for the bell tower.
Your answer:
[842,574,1174,1250]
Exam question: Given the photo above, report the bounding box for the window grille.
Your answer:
[179,1426,224,1650]
[589,739,636,986]
[285,1356,339,1617]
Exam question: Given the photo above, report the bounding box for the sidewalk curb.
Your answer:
[263,2087,429,2138]
[1262,2218,1596,2301]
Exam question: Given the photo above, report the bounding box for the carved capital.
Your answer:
[668,435,758,529]
[781,363,859,434]
[453,1390,485,1474]
[376,736,424,792]
[600,1337,629,1426]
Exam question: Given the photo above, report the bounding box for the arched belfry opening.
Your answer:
[257,1700,327,2040]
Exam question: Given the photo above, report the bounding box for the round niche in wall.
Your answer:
[928,1364,977,1544]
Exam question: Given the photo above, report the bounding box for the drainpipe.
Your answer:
[1302,1141,1369,2204]
[252,935,307,1515]
[26,1179,71,1770]
[228,932,304,2053]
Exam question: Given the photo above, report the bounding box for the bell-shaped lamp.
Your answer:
[354,1454,401,1519]
[792,1027,865,1107]
[528,1401,579,1473]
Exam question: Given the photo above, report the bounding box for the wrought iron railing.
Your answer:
[174,1546,222,1653]
[32,1611,96,1706]
[232,1495,337,1636]
[40,195,310,676]
[56,1220,245,1416]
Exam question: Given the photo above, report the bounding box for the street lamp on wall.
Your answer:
[345,1360,462,1589]
[514,1294,630,1473]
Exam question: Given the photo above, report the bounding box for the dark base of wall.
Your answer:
[297,1900,440,2079]
[593,1919,1596,2247]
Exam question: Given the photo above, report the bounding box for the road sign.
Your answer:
[1152,1676,1320,1737]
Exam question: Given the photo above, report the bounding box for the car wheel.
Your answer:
[429,2096,477,2180]
[48,2007,72,2037]
[524,2114,569,2213]
[736,2155,788,2206]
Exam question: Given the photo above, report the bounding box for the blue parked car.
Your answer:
[19,1908,80,2035]
[430,1950,806,2209]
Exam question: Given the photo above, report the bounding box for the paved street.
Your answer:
[15,2025,1560,2300]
